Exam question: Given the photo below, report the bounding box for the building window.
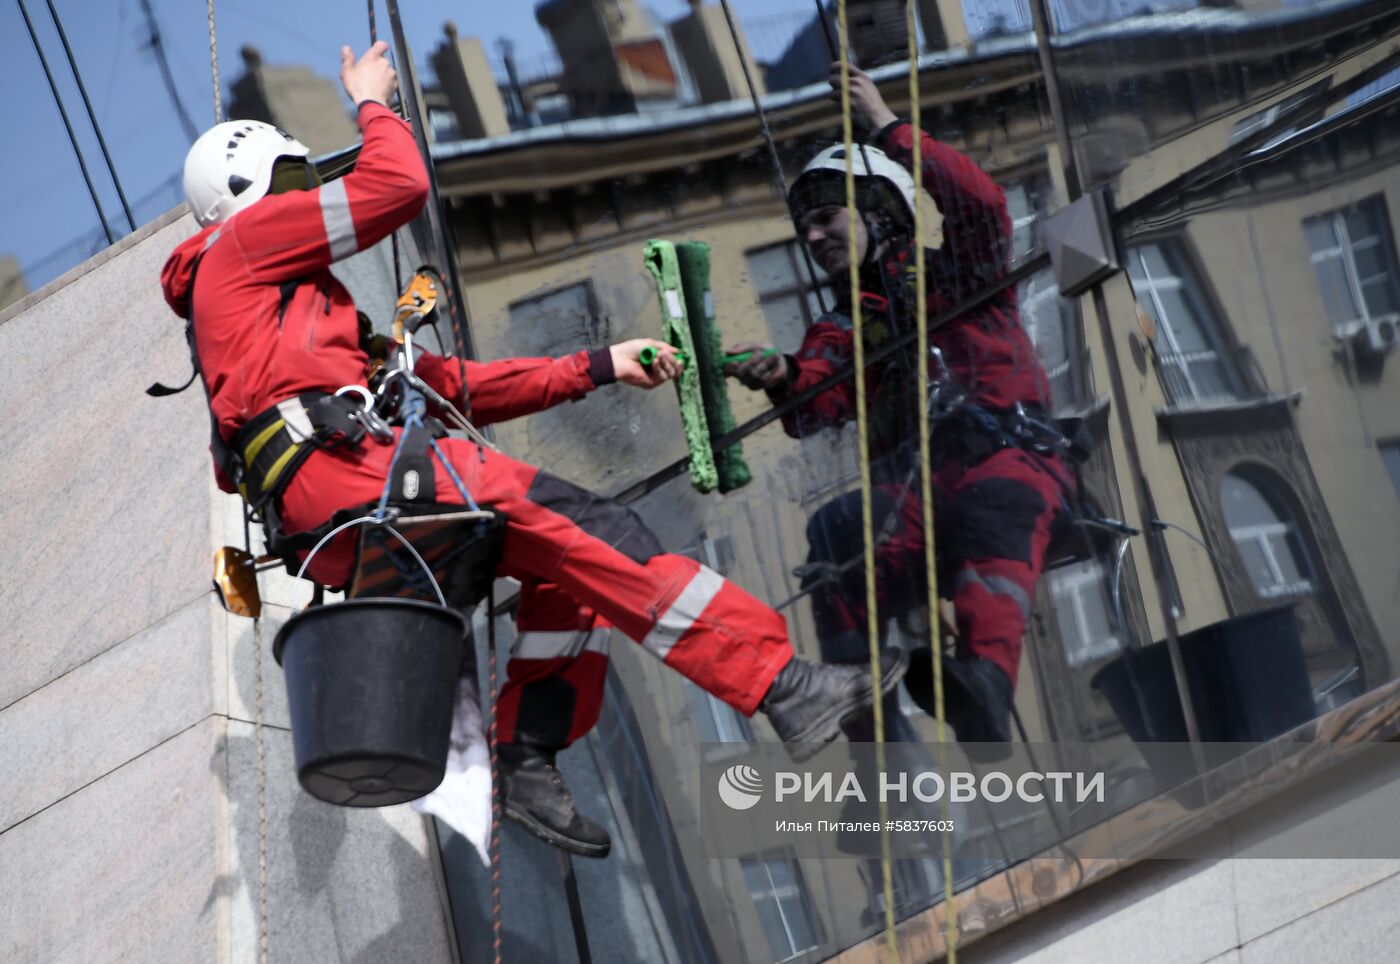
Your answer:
[685,680,753,746]
[1303,196,1400,337]
[1126,240,1241,407]
[1345,66,1400,111]
[507,280,605,353]
[746,241,831,347]
[1021,267,1082,414]
[1229,80,1329,147]
[860,856,942,921]
[1047,559,1124,667]
[1004,182,1039,258]
[1221,470,1314,600]
[1380,441,1400,506]
[740,851,821,962]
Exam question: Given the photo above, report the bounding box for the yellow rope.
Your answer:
[905,4,956,959]
[835,6,897,959]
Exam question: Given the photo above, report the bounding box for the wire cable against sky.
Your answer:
[131,0,201,141]
[17,0,116,245]
[43,0,136,232]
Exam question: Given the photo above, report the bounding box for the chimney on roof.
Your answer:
[228,46,358,154]
[536,0,678,117]
[431,23,511,140]
[916,0,971,53]
[670,0,765,105]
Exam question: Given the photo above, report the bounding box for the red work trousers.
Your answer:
[278,434,794,749]
[804,447,1067,687]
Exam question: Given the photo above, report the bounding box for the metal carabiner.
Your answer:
[335,385,395,444]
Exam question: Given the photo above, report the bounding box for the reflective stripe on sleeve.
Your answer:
[319,179,358,260]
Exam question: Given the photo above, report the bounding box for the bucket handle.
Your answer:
[293,510,489,609]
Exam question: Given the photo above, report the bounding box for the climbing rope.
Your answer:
[252,615,270,964]
[834,4,898,958]
[198,0,261,944]
[366,0,405,294]
[206,0,221,123]
[905,1,956,956]
[486,591,504,964]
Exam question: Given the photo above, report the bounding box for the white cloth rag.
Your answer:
[411,676,493,867]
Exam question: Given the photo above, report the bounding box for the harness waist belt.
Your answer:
[227,392,369,509]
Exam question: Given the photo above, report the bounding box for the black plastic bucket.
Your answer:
[272,598,468,807]
[1091,604,1315,784]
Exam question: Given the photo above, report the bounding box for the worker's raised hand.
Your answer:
[341,41,398,107]
[828,62,898,131]
[724,341,788,391]
[611,338,682,389]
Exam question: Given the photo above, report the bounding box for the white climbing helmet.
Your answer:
[182,120,311,226]
[788,144,918,231]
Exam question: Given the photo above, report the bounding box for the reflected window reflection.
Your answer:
[740,852,822,963]
[1048,558,1123,666]
[1346,65,1400,110]
[746,240,831,347]
[1127,240,1240,406]
[508,281,604,350]
[1304,196,1400,345]
[685,679,753,747]
[1221,471,1314,600]
[1021,268,1083,413]
[1380,441,1400,507]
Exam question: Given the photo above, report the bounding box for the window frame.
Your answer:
[739,850,823,962]
[1380,438,1400,507]
[1125,238,1245,408]
[1303,194,1400,335]
[1220,467,1316,602]
[1046,557,1125,667]
[744,239,832,335]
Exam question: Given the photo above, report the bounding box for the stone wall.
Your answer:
[0,208,457,964]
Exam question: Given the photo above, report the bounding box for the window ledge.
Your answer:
[839,672,1400,960]
[1155,390,1304,426]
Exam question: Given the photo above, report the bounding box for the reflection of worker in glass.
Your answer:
[161,44,908,861]
[727,64,1071,755]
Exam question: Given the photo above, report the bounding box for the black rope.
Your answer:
[385,0,477,390]
[366,0,405,295]
[558,849,593,964]
[18,0,115,245]
[45,0,136,232]
[137,0,200,142]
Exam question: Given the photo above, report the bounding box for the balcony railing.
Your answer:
[1156,343,1270,410]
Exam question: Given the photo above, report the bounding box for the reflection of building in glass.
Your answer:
[404,2,1400,957]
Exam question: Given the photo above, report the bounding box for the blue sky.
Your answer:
[0,0,821,291]
[0,0,1211,292]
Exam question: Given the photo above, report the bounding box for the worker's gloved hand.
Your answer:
[340,41,398,107]
[724,341,787,391]
[611,339,682,388]
[827,62,898,131]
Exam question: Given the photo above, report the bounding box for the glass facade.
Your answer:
[12,0,1399,959]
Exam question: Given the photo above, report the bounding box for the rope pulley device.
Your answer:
[393,265,445,343]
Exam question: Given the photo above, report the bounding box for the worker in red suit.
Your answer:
[728,64,1072,758]
[160,43,906,858]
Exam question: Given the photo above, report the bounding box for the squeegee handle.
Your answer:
[639,346,691,368]
[638,346,777,368]
[722,347,778,366]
